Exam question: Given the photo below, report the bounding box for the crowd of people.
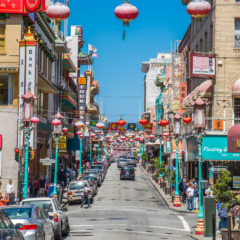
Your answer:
[179,176,240,230]
[0,179,18,206]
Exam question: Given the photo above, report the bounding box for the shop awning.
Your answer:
[228,124,240,153]
[182,80,212,108]
[38,75,58,94]
[232,78,240,95]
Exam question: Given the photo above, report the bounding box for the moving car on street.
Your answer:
[84,169,102,186]
[127,158,137,167]
[0,209,24,240]
[21,197,69,240]
[67,180,93,205]
[117,158,128,168]
[120,166,135,180]
[1,205,54,240]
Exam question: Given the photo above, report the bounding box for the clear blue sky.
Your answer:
[68,0,190,123]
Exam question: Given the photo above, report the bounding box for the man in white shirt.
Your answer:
[6,179,14,195]
[186,183,194,211]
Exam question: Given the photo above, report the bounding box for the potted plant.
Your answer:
[212,170,240,239]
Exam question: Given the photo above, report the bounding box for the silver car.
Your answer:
[21,197,70,240]
[67,180,93,204]
[1,205,54,240]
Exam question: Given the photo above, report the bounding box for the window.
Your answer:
[234,98,240,124]
[0,75,13,105]
[234,19,240,47]
[0,21,6,52]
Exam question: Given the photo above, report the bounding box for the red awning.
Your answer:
[228,124,240,152]
[232,78,240,95]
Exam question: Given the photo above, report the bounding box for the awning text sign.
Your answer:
[202,136,240,161]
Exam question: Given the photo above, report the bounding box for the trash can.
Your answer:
[203,196,216,237]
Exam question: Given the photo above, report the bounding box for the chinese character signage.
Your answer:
[190,52,216,78]
[78,78,87,123]
[0,0,45,13]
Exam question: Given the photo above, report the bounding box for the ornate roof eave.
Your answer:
[55,37,70,53]
[35,12,56,44]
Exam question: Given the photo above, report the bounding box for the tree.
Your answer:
[212,170,233,205]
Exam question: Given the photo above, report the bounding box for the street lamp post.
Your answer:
[173,113,182,207]
[51,110,64,196]
[75,120,85,175]
[22,90,39,199]
[193,97,207,235]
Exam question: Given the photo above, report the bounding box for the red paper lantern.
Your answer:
[139,118,148,126]
[46,1,70,21]
[30,116,40,124]
[117,119,126,127]
[62,127,68,132]
[96,122,105,129]
[115,1,139,26]
[158,120,169,127]
[187,0,211,19]
[183,117,192,125]
[52,118,61,126]
[149,135,155,140]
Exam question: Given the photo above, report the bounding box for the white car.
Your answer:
[21,197,69,240]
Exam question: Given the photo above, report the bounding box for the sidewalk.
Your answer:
[141,166,222,240]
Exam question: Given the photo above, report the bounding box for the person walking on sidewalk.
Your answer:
[81,184,91,208]
[194,184,199,210]
[186,183,194,211]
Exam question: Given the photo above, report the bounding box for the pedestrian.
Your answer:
[186,183,194,211]
[194,185,199,210]
[0,192,9,206]
[34,179,40,197]
[231,199,240,230]
[218,203,228,229]
[8,191,18,205]
[205,184,214,197]
[39,175,46,197]
[6,179,14,195]
[180,177,187,203]
[81,184,91,208]
[191,178,197,187]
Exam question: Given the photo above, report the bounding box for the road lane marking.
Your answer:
[70,224,187,232]
[69,229,184,237]
[178,215,191,232]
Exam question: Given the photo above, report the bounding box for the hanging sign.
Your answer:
[0,0,46,13]
[78,78,87,123]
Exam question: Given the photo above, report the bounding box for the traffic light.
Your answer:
[182,151,185,162]
[15,148,20,162]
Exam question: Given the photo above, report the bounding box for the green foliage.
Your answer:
[159,162,166,175]
[142,152,148,161]
[236,194,240,204]
[170,170,176,184]
[164,167,170,179]
[212,170,233,204]
[133,151,138,158]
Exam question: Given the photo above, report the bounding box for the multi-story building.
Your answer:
[179,0,240,180]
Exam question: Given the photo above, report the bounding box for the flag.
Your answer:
[127,123,136,131]
[108,123,118,132]
[88,44,97,53]
[92,52,98,58]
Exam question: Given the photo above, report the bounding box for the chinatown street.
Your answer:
[65,163,196,240]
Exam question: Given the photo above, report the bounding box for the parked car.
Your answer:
[83,176,98,196]
[0,209,24,240]
[67,180,93,205]
[21,197,69,240]
[91,164,106,179]
[1,205,54,240]
[120,166,135,180]
[117,159,128,168]
[127,158,137,167]
[84,170,102,186]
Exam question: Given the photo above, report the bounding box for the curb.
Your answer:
[140,165,194,214]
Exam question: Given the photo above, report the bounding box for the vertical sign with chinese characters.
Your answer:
[78,77,87,123]
[18,29,38,149]
[18,44,26,148]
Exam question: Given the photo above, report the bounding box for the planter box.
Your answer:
[221,230,240,240]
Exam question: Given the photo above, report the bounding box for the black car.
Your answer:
[0,209,24,240]
[120,166,135,180]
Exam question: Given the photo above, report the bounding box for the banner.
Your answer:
[127,123,136,131]
[0,0,46,13]
[108,123,118,132]
[190,52,216,78]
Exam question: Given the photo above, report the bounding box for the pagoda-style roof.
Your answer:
[78,51,93,65]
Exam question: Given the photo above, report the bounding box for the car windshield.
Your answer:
[22,200,53,215]
[69,182,86,190]
[2,208,32,219]
[120,159,127,162]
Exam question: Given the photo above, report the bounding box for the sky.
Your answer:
[68,0,190,123]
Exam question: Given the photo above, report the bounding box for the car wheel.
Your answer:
[54,232,62,240]
[64,223,70,236]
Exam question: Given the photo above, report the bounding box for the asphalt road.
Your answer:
[65,163,196,240]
